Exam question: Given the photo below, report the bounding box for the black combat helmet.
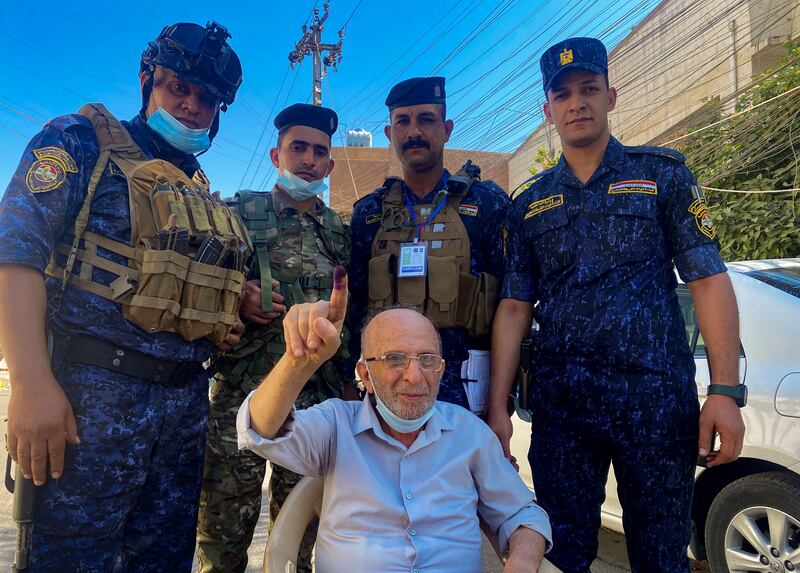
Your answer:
[140,21,243,138]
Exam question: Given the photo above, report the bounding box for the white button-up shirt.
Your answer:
[238,394,551,572]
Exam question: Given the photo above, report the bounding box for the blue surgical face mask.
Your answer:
[276,161,328,201]
[365,363,436,434]
[146,107,211,154]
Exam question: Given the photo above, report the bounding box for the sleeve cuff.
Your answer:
[498,503,553,554]
[674,244,727,283]
[501,271,536,301]
[236,390,298,451]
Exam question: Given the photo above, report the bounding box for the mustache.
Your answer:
[402,139,430,151]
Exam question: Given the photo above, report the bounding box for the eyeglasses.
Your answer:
[364,353,444,372]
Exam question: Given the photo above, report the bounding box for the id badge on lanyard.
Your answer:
[398,241,428,277]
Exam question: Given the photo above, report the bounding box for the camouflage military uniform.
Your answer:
[196,188,350,573]
[504,137,727,573]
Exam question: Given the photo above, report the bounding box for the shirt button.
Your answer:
[413,569,420,573]
[406,493,413,500]
[409,529,416,536]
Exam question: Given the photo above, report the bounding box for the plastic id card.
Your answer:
[397,241,428,277]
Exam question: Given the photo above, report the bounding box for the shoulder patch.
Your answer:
[625,145,685,163]
[26,158,68,193]
[33,146,78,173]
[688,198,716,239]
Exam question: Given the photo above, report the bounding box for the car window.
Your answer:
[743,266,800,299]
[677,287,704,356]
[677,286,743,358]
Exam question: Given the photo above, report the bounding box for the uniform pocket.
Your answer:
[603,194,659,260]
[177,261,233,342]
[426,256,459,326]
[397,276,425,308]
[125,249,189,334]
[368,254,395,308]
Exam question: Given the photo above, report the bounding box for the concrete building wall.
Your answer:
[507,0,800,191]
[329,147,511,216]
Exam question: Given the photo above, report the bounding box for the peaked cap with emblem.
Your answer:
[385,77,446,111]
[274,103,338,137]
[540,37,608,94]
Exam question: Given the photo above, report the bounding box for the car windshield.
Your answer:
[744,266,800,299]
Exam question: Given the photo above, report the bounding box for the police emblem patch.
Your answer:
[26,146,78,193]
[524,194,564,219]
[26,158,66,193]
[608,180,657,195]
[458,204,479,217]
[434,84,442,97]
[560,49,573,65]
[688,199,716,239]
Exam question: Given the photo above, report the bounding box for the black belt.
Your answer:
[64,335,203,385]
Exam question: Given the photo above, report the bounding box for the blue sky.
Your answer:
[0,0,660,197]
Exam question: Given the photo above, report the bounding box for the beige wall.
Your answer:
[330,147,511,216]
[507,0,800,191]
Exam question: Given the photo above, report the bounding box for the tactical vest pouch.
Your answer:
[151,181,191,231]
[176,261,245,342]
[206,198,235,235]
[466,272,499,338]
[368,254,395,309]
[426,256,460,326]
[397,276,425,308]
[124,249,190,334]
[182,188,213,234]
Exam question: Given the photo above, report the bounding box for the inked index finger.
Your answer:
[328,266,348,325]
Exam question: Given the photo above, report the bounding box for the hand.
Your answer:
[283,267,347,366]
[215,315,245,352]
[487,408,518,471]
[698,394,745,467]
[7,374,80,485]
[240,279,285,325]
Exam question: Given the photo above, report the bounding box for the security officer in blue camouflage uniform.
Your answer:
[486,38,746,573]
[0,22,247,571]
[349,77,509,410]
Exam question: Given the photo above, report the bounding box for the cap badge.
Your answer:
[560,48,574,66]
[434,84,441,97]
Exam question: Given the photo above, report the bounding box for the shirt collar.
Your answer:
[271,185,328,225]
[553,135,626,188]
[353,395,453,447]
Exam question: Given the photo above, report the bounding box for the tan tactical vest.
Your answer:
[368,166,499,339]
[45,103,252,344]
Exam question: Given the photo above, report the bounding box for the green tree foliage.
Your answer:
[515,148,559,197]
[680,42,800,260]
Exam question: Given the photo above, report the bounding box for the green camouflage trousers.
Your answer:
[196,367,338,573]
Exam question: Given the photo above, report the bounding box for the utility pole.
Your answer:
[288,2,344,106]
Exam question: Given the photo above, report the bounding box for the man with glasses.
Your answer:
[237,269,552,572]
[0,21,244,570]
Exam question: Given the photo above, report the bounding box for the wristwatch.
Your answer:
[707,384,748,407]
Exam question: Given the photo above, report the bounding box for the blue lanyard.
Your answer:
[404,175,448,241]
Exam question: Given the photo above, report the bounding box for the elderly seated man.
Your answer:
[237,268,552,572]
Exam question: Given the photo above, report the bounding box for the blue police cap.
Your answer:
[385,77,446,111]
[274,103,338,137]
[540,37,608,95]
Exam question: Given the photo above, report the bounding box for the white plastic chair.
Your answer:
[263,476,562,573]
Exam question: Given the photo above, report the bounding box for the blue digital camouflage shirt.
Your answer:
[0,112,212,362]
[349,170,510,407]
[503,136,726,382]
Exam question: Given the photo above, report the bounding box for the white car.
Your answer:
[510,258,800,572]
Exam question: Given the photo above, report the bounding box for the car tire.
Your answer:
[705,471,800,573]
